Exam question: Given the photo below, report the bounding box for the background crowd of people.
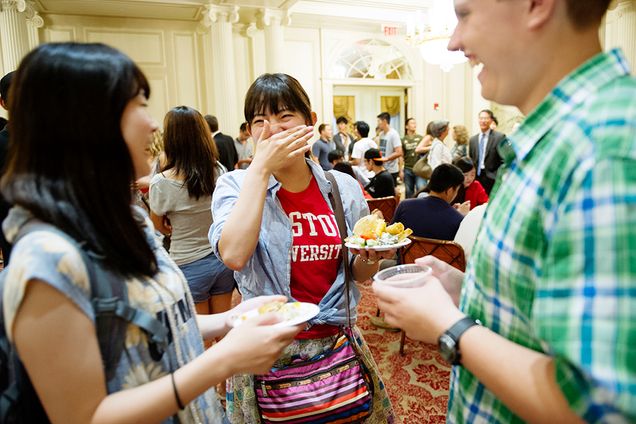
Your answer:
[300,109,498,246]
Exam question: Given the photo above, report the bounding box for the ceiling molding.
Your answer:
[35,0,208,21]
[34,0,433,24]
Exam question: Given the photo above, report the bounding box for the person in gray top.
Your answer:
[311,123,335,170]
[376,112,403,184]
[150,106,235,316]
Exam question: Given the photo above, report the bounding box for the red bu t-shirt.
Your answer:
[277,177,342,339]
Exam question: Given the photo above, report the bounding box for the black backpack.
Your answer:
[0,222,169,423]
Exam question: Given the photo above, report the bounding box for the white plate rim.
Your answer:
[230,302,320,328]
[344,237,411,251]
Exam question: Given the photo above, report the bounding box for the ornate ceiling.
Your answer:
[34,0,434,26]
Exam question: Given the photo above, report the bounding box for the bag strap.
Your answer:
[324,172,353,329]
[12,221,168,380]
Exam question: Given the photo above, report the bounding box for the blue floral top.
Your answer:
[1,206,224,423]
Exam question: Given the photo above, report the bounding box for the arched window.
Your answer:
[330,39,412,80]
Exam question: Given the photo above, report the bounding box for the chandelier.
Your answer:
[405,2,467,72]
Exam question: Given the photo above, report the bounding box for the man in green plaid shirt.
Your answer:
[374,0,635,422]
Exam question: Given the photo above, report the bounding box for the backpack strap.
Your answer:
[12,221,168,380]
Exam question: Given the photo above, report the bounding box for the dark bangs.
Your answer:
[109,56,150,124]
[244,73,312,125]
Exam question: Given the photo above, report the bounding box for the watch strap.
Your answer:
[446,316,480,342]
[441,316,481,365]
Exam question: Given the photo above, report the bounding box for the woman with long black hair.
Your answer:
[1,42,300,423]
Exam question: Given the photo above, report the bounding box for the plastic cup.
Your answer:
[373,264,432,288]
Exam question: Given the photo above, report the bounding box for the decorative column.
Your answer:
[200,5,241,135]
[605,0,636,74]
[25,8,43,50]
[256,8,291,73]
[0,0,42,73]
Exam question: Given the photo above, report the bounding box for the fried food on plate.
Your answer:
[346,215,412,248]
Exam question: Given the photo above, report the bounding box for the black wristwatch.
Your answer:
[438,316,481,366]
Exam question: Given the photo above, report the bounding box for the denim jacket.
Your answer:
[209,159,370,326]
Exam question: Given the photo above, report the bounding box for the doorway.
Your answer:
[332,85,408,136]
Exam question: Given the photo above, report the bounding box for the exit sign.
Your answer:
[382,24,399,37]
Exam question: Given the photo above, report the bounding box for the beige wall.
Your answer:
[41,14,205,129]
[284,26,322,123]
[0,9,511,135]
[44,14,479,138]
[3,5,634,135]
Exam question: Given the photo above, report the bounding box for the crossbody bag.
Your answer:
[253,171,374,424]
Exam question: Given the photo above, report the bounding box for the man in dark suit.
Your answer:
[0,71,15,264]
[469,109,505,194]
[333,116,354,160]
[204,114,238,171]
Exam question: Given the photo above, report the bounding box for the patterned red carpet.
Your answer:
[356,280,451,424]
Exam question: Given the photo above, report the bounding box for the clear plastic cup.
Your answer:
[373,264,432,288]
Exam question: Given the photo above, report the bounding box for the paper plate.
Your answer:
[344,237,411,252]
[230,302,320,328]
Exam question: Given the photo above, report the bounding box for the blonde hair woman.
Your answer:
[451,124,469,159]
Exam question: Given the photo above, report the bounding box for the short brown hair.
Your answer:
[565,0,611,30]
[204,114,218,132]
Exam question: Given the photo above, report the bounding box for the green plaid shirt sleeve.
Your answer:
[448,49,636,424]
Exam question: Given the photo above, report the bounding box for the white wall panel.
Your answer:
[284,41,316,102]
[44,27,76,42]
[146,76,170,125]
[39,14,202,122]
[470,66,491,135]
[446,64,468,138]
[284,26,321,121]
[422,62,445,125]
[172,33,201,109]
[85,29,164,65]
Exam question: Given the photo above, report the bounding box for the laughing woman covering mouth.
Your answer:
[209,73,397,423]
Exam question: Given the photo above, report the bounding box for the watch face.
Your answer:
[439,333,457,364]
